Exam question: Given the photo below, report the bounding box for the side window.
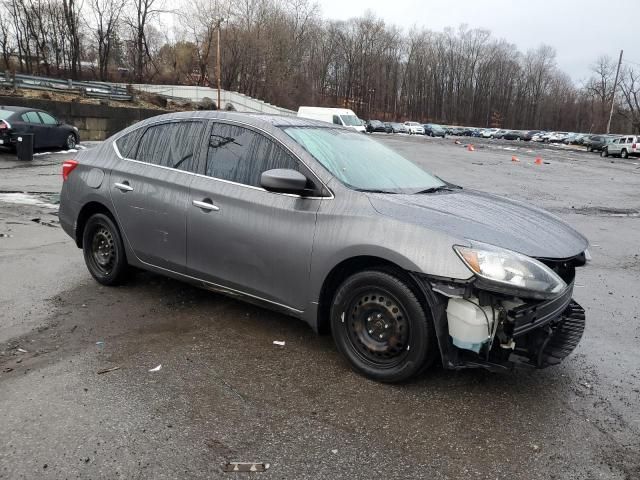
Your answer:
[38,112,58,125]
[332,115,341,125]
[22,111,42,124]
[115,128,146,159]
[205,123,299,187]
[627,137,633,143]
[134,121,205,172]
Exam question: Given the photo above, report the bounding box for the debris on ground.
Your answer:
[223,462,270,472]
[148,364,162,372]
[272,341,286,346]
[331,449,338,454]
[96,366,120,375]
[16,348,27,353]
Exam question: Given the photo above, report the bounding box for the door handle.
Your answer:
[192,199,220,211]
[114,182,133,192]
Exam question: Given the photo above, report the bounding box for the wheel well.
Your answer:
[75,202,115,247]
[316,256,422,335]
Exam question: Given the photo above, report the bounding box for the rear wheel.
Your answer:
[64,133,77,150]
[601,148,608,158]
[82,213,129,285]
[621,149,628,159]
[330,270,436,383]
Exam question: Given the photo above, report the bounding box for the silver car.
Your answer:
[59,112,589,382]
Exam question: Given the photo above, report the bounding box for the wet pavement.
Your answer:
[0,137,639,479]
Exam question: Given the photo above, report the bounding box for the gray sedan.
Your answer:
[59,112,589,382]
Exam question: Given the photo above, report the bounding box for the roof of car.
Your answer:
[135,110,338,131]
[0,106,33,113]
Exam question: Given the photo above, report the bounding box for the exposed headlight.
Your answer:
[454,242,566,297]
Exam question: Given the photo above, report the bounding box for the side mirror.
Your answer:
[260,169,308,195]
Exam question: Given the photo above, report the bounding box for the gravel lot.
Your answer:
[0,135,639,479]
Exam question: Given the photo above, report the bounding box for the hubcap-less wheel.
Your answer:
[330,270,437,382]
[346,290,410,365]
[82,213,128,286]
[66,134,76,149]
[90,226,115,275]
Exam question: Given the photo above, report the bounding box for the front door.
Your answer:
[109,120,206,272]
[187,122,322,311]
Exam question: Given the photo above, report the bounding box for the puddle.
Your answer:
[0,192,59,209]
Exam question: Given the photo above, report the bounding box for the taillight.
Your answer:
[633,143,637,149]
[62,160,79,180]
[0,120,10,130]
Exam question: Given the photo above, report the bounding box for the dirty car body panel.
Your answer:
[59,111,589,380]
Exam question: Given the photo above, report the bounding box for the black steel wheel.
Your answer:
[65,133,77,150]
[82,213,128,285]
[330,270,437,382]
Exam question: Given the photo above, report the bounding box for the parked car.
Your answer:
[404,121,425,135]
[587,135,614,152]
[59,111,589,383]
[602,135,639,159]
[492,129,509,139]
[523,130,541,141]
[547,132,570,143]
[481,128,499,138]
[502,130,525,141]
[389,122,408,134]
[423,123,446,137]
[0,106,79,151]
[366,120,392,134]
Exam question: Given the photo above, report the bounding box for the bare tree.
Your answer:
[90,0,125,80]
[618,67,640,133]
[126,0,164,82]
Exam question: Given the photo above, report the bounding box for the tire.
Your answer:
[588,147,593,152]
[330,269,437,383]
[64,133,77,150]
[601,149,608,158]
[621,149,628,159]
[82,213,129,286]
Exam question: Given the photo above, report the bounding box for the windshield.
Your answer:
[340,115,361,126]
[0,110,13,120]
[284,127,445,193]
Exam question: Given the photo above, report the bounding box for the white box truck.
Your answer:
[297,107,366,133]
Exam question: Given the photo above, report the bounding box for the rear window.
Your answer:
[134,121,205,172]
[0,110,13,120]
[115,128,146,158]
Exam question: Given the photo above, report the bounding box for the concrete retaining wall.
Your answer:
[0,96,168,141]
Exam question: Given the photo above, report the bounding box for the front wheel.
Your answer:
[82,213,129,286]
[330,270,437,383]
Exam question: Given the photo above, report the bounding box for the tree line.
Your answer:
[0,0,638,133]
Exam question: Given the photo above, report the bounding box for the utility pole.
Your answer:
[212,17,224,110]
[607,49,623,134]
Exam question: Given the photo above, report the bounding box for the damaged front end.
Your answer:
[413,250,588,371]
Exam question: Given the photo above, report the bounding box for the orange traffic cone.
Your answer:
[511,156,519,162]
[467,144,475,151]
[535,157,543,165]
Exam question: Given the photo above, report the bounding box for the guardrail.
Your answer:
[115,83,296,115]
[0,72,133,101]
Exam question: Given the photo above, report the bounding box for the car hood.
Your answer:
[368,189,588,259]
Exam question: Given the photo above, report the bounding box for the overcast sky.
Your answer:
[314,0,638,84]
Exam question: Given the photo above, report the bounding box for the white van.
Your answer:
[297,107,366,133]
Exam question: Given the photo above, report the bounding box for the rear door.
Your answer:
[109,120,206,273]
[37,111,66,148]
[187,121,323,311]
